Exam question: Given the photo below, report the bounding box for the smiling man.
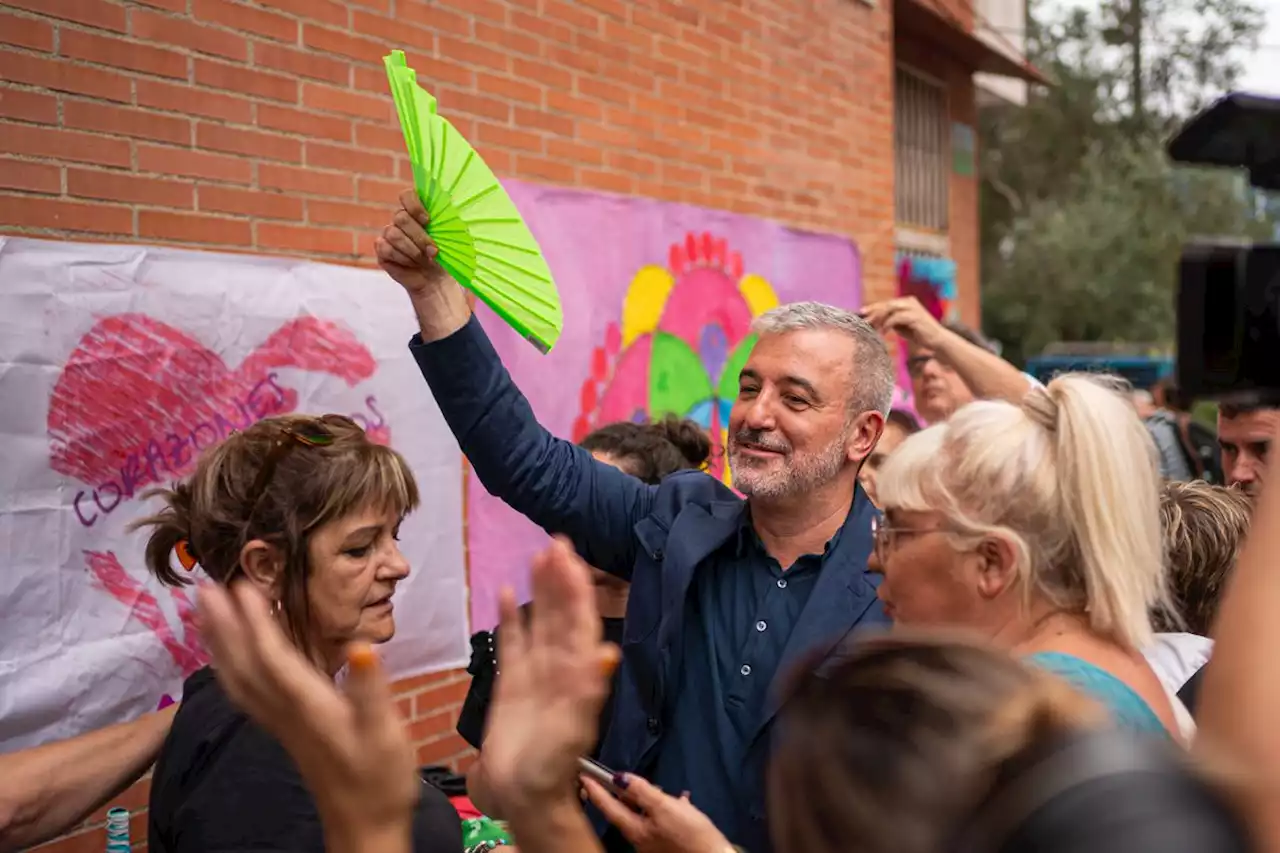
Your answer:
[376,191,893,853]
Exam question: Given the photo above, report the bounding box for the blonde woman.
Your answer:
[870,374,1180,736]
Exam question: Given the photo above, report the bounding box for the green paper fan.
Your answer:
[384,50,563,354]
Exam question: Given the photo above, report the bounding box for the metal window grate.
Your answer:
[895,67,949,231]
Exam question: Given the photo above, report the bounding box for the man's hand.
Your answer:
[860,296,947,351]
[375,189,452,299]
[376,189,472,340]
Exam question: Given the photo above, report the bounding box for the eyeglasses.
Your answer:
[870,514,950,564]
[906,353,939,378]
[870,514,897,563]
[175,420,337,572]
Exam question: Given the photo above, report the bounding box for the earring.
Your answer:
[271,600,282,617]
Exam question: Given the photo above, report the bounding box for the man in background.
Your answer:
[1149,480,1253,716]
[861,297,1034,425]
[1144,380,1221,484]
[1218,403,1279,498]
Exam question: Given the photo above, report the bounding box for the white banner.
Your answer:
[0,237,468,752]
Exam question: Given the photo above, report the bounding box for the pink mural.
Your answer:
[570,232,781,485]
[467,181,863,629]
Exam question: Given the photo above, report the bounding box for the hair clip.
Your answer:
[175,539,199,572]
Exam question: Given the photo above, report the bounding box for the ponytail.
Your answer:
[130,481,197,588]
[655,413,713,468]
[1037,374,1167,649]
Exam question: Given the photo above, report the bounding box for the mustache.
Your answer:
[732,429,791,454]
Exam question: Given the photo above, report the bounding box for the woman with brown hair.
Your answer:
[134,414,462,853]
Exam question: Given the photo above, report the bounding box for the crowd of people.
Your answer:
[2,187,1279,853]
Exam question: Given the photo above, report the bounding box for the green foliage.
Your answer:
[1192,399,1220,428]
[979,0,1269,366]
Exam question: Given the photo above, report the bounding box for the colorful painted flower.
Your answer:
[573,233,779,484]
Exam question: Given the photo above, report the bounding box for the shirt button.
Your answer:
[740,664,752,676]
[777,578,788,589]
[756,620,767,632]
[646,716,660,734]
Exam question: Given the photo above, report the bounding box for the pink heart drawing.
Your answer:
[44,312,385,685]
[47,312,384,527]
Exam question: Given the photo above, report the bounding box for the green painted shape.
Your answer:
[717,333,757,401]
[649,332,714,417]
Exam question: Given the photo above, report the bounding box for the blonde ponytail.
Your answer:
[877,373,1169,651]
[1044,374,1167,649]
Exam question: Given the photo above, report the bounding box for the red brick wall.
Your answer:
[26,669,475,853]
[0,0,901,300]
[895,35,980,327]
[0,1,974,850]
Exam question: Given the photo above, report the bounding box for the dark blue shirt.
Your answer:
[650,514,832,843]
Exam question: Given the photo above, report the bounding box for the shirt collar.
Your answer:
[736,506,846,562]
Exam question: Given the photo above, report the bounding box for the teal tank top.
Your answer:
[1027,652,1168,737]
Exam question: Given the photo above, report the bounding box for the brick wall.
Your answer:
[1,1,965,850]
[27,668,475,853]
[0,0,901,301]
[896,35,980,327]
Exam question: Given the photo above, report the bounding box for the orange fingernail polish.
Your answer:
[348,643,377,671]
[600,647,621,678]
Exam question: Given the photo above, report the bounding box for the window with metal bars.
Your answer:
[894,66,949,232]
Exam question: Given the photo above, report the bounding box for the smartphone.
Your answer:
[577,756,624,794]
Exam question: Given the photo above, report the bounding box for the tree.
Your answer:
[1097,0,1266,123]
[982,143,1269,364]
[978,0,1268,365]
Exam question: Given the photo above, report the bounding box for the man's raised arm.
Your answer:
[375,190,651,577]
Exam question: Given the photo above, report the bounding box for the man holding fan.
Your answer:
[378,190,893,853]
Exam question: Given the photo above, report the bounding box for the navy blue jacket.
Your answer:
[411,316,890,852]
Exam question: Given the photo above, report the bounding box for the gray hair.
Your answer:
[751,301,895,417]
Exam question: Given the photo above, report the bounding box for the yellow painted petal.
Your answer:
[622,265,676,347]
[738,273,779,317]
[720,426,732,485]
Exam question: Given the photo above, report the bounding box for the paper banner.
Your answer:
[0,237,468,751]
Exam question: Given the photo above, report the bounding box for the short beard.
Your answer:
[731,433,849,501]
